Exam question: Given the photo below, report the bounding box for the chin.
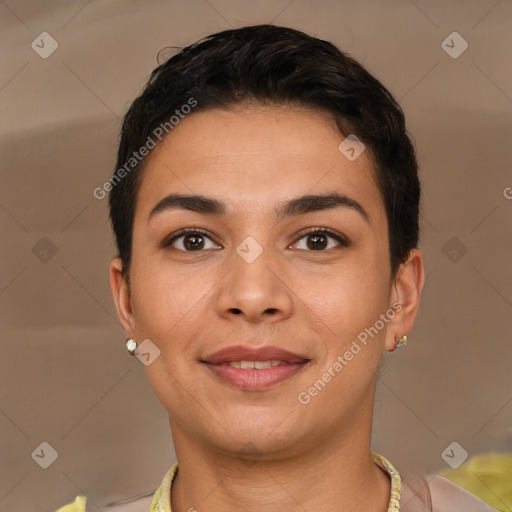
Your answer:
[212,420,305,458]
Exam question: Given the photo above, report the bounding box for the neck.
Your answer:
[169,418,391,512]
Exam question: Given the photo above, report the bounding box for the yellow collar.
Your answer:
[149,451,401,512]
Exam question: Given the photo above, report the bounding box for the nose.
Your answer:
[215,244,294,324]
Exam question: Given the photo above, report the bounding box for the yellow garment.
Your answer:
[440,452,512,512]
[55,452,511,511]
[148,451,401,512]
[55,495,87,512]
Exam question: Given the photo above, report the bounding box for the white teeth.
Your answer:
[226,360,283,369]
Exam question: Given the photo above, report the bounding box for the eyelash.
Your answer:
[162,227,349,251]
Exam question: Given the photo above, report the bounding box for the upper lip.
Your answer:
[201,345,309,364]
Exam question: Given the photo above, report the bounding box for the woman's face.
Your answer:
[111,105,422,460]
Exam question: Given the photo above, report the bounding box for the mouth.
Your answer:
[200,345,311,390]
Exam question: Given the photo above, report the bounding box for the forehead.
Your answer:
[134,105,385,224]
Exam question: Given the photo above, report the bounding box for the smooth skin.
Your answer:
[110,104,425,512]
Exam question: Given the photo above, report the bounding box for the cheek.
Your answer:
[130,262,209,406]
[129,256,213,345]
[295,257,389,351]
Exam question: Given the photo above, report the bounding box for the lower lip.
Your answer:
[203,362,309,390]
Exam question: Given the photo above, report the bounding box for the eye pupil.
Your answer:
[184,234,205,250]
[307,234,328,250]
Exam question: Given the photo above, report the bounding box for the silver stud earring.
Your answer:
[126,338,137,355]
[395,335,407,349]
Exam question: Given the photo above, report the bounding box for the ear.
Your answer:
[109,257,136,338]
[384,248,425,352]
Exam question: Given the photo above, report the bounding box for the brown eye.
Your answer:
[164,229,220,251]
[294,229,348,251]
[305,233,329,250]
[181,233,205,250]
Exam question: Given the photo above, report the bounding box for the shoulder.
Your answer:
[98,494,155,512]
[401,474,501,512]
[98,463,177,512]
[428,475,501,511]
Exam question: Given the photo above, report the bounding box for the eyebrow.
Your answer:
[147,192,370,224]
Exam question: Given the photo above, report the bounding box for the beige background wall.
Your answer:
[1,1,511,511]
